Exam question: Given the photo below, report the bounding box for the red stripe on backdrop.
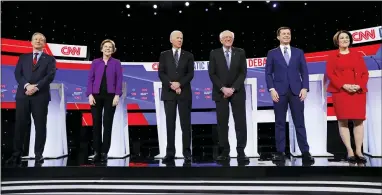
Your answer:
[327,106,336,116]
[2,44,380,70]
[1,102,16,109]
[1,38,54,55]
[304,44,380,61]
[1,55,91,70]
[327,96,333,104]
[82,112,149,126]
[1,44,34,54]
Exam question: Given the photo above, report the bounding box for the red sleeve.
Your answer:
[325,54,345,90]
[356,52,369,92]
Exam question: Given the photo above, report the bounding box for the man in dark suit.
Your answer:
[6,32,57,165]
[158,30,194,163]
[208,30,249,162]
[265,26,314,164]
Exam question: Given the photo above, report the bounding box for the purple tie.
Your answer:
[283,47,290,65]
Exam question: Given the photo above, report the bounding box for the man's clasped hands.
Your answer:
[25,84,38,96]
[170,82,182,94]
[221,87,235,98]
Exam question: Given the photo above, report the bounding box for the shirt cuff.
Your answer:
[269,88,275,92]
[24,83,30,89]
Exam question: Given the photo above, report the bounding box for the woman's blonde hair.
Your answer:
[100,39,117,52]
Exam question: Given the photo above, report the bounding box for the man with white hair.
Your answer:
[158,30,195,163]
[208,30,249,162]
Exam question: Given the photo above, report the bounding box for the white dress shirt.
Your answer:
[269,45,291,92]
[172,48,181,61]
[280,44,291,58]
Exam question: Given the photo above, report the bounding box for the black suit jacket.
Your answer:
[208,47,247,101]
[158,49,195,100]
[14,52,57,101]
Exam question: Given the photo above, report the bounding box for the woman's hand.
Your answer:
[89,94,96,106]
[113,95,120,106]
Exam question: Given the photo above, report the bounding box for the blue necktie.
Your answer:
[174,49,179,67]
[283,47,290,65]
[225,50,230,69]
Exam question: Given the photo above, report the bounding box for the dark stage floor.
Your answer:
[2,155,382,168]
[2,153,382,194]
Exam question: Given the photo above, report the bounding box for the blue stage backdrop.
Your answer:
[1,44,381,125]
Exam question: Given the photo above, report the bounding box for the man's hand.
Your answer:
[25,84,38,96]
[170,82,180,91]
[299,88,308,101]
[176,88,181,95]
[270,89,279,102]
[222,87,234,98]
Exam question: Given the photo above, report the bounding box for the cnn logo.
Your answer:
[152,62,159,70]
[61,46,81,56]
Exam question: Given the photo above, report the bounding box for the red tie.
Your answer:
[33,53,38,65]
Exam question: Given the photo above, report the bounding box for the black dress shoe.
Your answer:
[100,153,108,162]
[302,152,315,164]
[93,152,101,162]
[6,155,21,165]
[184,156,192,163]
[212,146,219,160]
[273,152,285,162]
[216,155,230,161]
[35,155,44,163]
[237,154,250,162]
[162,155,175,163]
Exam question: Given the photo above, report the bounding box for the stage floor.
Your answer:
[2,154,382,194]
[2,153,382,167]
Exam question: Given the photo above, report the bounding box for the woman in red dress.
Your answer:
[326,30,369,164]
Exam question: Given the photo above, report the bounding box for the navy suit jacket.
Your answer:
[265,46,309,96]
[14,52,57,101]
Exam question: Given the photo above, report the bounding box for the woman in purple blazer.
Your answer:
[86,39,123,162]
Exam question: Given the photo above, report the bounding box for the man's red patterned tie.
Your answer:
[33,53,38,65]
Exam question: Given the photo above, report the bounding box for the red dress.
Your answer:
[326,50,369,120]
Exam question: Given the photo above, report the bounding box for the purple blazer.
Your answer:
[86,57,123,96]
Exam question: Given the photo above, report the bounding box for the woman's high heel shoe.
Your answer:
[347,156,357,164]
[356,155,367,164]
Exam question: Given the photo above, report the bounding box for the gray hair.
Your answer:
[219,30,234,39]
[31,32,46,42]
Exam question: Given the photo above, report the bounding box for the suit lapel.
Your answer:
[230,47,239,69]
[177,51,186,69]
[25,53,33,73]
[218,48,229,71]
[276,47,288,67]
[167,50,177,69]
[33,53,47,70]
[168,49,185,70]
[289,47,296,66]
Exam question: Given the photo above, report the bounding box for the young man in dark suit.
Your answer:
[265,27,314,164]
